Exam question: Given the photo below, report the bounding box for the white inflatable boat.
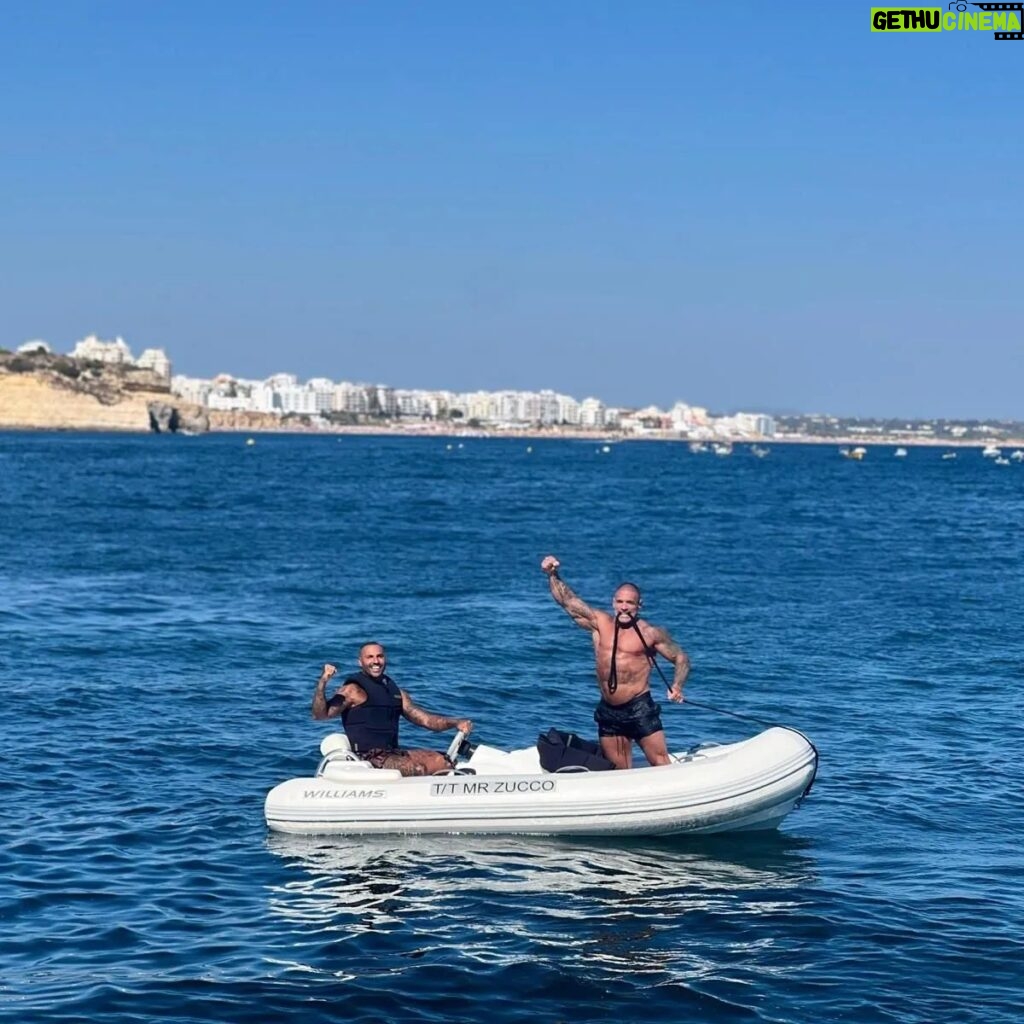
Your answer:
[264,726,818,837]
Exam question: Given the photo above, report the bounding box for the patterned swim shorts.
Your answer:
[359,747,455,772]
[359,747,408,769]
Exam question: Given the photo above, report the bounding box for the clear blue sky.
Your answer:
[1,2,1020,418]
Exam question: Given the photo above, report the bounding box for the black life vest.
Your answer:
[342,670,403,752]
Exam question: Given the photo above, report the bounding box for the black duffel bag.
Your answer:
[537,728,615,772]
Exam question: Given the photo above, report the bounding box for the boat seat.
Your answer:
[320,733,353,757]
[318,752,403,782]
[317,734,405,780]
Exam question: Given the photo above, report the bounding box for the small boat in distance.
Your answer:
[981,444,1001,458]
[1011,450,1024,462]
[894,447,908,458]
[942,451,958,460]
[750,445,770,458]
[840,446,866,461]
[688,441,708,454]
[712,442,733,456]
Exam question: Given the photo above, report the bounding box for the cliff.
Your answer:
[0,352,329,433]
[0,352,207,433]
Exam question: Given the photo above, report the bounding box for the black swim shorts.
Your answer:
[593,691,664,741]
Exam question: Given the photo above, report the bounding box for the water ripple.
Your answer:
[1,435,1022,1023]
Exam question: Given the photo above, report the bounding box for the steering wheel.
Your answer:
[445,730,468,764]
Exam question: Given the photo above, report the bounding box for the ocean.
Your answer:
[1,432,1022,1023]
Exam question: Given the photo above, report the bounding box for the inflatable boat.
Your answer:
[264,726,818,837]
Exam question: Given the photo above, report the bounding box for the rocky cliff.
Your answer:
[0,352,207,433]
[0,352,327,433]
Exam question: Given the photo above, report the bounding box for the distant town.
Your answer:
[5,334,1023,444]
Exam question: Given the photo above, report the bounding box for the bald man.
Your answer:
[541,555,690,769]
[312,642,472,776]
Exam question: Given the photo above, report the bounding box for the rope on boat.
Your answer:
[680,696,773,727]
[678,694,821,799]
[640,640,821,799]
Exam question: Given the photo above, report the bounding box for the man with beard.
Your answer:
[312,642,473,776]
[541,555,689,769]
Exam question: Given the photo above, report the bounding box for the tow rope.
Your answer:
[608,613,819,796]
[610,613,799,727]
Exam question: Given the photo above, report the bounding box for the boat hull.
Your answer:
[264,726,816,837]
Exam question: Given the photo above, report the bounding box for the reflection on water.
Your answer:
[266,833,820,982]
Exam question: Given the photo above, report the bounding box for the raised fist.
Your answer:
[541,555,560,575]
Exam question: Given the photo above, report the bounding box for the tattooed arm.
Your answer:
[651,629,691,703]
[401,691,473,735]
[311,663,366,719]
[541,555,601,632]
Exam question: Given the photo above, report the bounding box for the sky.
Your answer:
[0,2,1021,419]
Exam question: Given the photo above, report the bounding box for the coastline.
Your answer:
[6,422,1020,448]
[2,371,1021,446]
[180,420,1024,447]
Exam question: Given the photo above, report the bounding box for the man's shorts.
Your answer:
[360,747,455,771]
[594,691,664,741]
[360,747,408,769]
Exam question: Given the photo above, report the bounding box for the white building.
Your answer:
[207,390,254,412]
[250,383,279,413]
[670,402,694,432]
[495,390,526,423]
[159,371,769,439]
[423,390,457,418]
[446,392,469,419]
[395,389,428,416]
[171,375,212,406]
[332,381,370,414]
[617,406,670,433]
[722,412,776,438]
[72,334,134,364]
[522,389,560,425]
[463,391,497,422]
[265,372,298,390]
[579,397,606,428]
[137,347,172,381]
[306,378,335,414]
[555,393,580,425]
[277,385,319,415]
[374,385,397,417]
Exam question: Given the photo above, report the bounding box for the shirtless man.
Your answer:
[541,555,690,769]
[311,642,473,777]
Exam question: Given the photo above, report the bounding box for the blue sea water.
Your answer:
[1,432,1022,1024]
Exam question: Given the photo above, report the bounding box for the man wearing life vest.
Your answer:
[311,642,473,776]
[541,555,690,769]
